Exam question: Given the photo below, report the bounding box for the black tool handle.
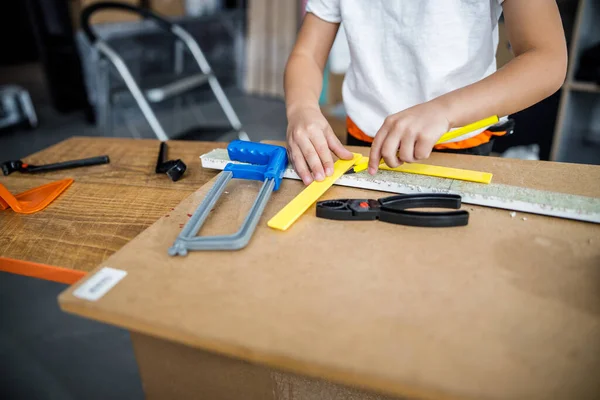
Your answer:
[379,209,469,227]
[379,194,462,211]
[379,194,469,227]
[25,156,110,173]
[156,141,168,173]
[155,141,186,181]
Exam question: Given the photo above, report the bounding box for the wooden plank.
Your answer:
[59,151,600,400]
[201,148,600,223]
[0,179,196,271]
[7,137,223,190]
[0,137,223,270]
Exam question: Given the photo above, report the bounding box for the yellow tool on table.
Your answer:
[267,153,363,231]
[267,116,498,231]
[437,115,499,144]
[349,158,493,184]
[350,115,499,182]
[353,115,499,173]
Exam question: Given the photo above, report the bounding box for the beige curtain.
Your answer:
[245,0,300,98]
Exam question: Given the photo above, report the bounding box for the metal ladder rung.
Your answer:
[145,72,212,103]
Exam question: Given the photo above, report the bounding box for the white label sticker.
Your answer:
[73,267,127,301]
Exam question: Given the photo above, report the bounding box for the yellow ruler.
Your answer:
[267,153,363,231]
[352,158,493,184]
[437,115,499,144]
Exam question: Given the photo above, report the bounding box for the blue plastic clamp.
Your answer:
[224,141,288,190]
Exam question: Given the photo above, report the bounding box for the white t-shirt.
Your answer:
[306,0,505,143]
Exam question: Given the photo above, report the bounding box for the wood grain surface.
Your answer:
[0,137,223,271]
[59,150,600,400]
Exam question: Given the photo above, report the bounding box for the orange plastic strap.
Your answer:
[0,257,86,285]
[346,116,507,149]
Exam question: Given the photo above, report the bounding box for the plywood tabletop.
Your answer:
[0,137,224,271]
[59,148,600,400]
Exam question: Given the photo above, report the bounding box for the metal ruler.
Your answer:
[200,149,600,224]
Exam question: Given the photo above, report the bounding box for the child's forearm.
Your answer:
[432,0,567,129]
[284,52,326,117]
[284,13,339,119]
[433,47,567,128]
[284,14,351,184]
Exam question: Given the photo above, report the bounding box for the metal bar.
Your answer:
[96,42,169,141]
[145,73,211,103]
[96,58,111,135]
[16,89,38,128]
[173,40,185,134]
[171,25,250,141]
[174,39,184,75]
[171,25,213,72]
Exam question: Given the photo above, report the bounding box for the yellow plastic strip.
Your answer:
[352,162,369,174]
[380,162,492,183]
[437,115,499,144]
[360,115,499,176]
[268,153,363,231]
[352,158,492,184]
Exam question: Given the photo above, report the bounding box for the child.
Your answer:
[284,0,567,185]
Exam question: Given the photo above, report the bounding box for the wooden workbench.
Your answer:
[0,137,223,271]
[2,137,600,400]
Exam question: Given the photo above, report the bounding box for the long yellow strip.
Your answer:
[437,115,499,144]
[351,115,499,182]
[352,158,492,184]
[268,153,363,231]
[381,162,492,183]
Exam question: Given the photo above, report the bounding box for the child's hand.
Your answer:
[287,107,353,185]
[368,102,451,175]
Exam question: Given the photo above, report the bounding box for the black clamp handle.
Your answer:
[378,194,469,227]
[81,1,175,44]
[316,194,469,228]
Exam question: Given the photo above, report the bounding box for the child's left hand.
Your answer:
[368,101,451,175]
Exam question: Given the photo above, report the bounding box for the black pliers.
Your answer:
[316,194,469,227]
